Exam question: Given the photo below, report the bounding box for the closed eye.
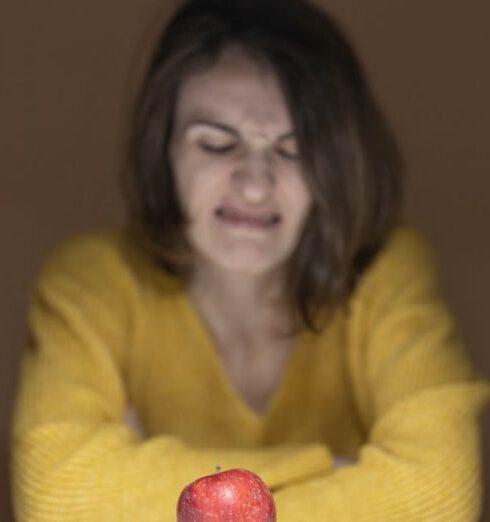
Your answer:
[275,146,299,161]
[199,142,237,155]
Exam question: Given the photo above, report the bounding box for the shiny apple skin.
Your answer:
[177,468,276,521]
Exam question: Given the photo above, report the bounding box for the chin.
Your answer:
[189,233,294,277]
[221,261,277,276]
[211,248,288,276]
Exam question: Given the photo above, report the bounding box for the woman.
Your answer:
[12,0,489,520]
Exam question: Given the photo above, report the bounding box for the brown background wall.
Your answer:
[1,1,489,519]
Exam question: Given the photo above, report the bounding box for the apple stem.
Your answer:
[215,465,222,474]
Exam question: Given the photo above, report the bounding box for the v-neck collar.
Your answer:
[176,290,307,428]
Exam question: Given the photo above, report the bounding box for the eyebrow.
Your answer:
[183,118,295,141]
[184,119,239,137]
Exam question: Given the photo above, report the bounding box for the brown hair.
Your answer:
[124,0,403,330]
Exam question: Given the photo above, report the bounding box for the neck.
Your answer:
[187,260,292,340]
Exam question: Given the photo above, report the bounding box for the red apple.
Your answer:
[177,467,276,521]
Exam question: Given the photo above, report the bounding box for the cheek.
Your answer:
[281,174,312,220]
[176,160,228,217]
[171,146,203,208]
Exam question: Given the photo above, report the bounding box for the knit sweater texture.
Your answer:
[12,226,490,521]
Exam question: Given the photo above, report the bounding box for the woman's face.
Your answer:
[169,48,312,277]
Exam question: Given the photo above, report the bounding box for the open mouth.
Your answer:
[215,207,281,228]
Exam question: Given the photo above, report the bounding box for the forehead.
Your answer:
[174,49,293,132]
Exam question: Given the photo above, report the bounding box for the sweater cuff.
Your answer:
[259,444,333,490]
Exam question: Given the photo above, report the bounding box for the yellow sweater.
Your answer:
[12,226,490,521]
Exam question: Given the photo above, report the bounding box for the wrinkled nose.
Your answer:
[233,153,274,204]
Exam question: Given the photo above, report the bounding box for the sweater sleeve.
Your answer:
[273,227,490,521]
[11,233,331,522]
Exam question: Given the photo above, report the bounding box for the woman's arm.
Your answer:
[272,228,490,521]
[11,234,331,522]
